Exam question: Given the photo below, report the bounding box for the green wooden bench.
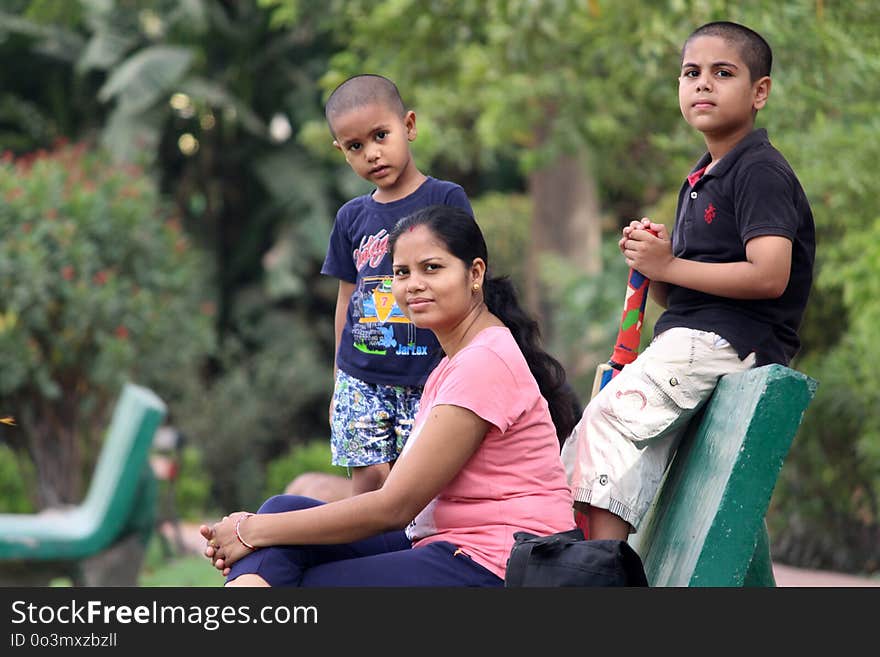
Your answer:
[629,364,818,586]
[0,382,166,586]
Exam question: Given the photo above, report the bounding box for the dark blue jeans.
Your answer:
[226,495,503,587]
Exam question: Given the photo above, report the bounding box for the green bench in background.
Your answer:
[630,364,818,586]
[0,383,166,586]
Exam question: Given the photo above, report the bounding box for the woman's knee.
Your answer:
[226,573,271,587]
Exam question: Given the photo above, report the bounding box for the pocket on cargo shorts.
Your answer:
[602,369,700,446]
[597,327,749,447]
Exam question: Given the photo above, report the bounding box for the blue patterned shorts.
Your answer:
[330,370,422,467]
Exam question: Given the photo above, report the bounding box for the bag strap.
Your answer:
[505,535,538,587]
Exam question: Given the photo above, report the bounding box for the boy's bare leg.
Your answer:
[285,472,351,501]
[574,501,630,541]
[350,462,391,495]
[284,463,391,502]
[284,463,391,500]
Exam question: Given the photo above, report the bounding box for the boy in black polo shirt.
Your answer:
[560,21,815,540]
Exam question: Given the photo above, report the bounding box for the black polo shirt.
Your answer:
[653,129,815,366]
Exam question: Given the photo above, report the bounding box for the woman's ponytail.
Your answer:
[483,275,578,446]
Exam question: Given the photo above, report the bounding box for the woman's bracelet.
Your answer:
[234,513,256,550]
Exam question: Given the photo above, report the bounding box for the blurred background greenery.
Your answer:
[1,0,878,580]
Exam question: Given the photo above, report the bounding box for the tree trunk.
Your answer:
[525,150,602,341]
[30,397,82,508]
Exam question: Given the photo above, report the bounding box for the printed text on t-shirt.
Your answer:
[354,230,389,270]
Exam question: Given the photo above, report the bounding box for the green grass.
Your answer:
[46,535,223,587]
[137,531,222,587]
[139,553,223,587]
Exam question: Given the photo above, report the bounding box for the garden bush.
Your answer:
[0,141,214,507]
[0,443,36,513]
[171,445,215,522]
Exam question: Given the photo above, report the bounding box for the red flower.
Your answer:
[115,325,129,340]
[62,265,75,281]
[93,270,109,285]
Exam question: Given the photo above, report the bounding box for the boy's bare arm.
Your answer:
[333,281,356,376]
[328,281,356,423]
[648,281,670,308]
[622,223,791,301]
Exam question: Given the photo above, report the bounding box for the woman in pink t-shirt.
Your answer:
[202,205,578,586]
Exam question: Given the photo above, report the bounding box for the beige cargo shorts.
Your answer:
[560,327,755,531]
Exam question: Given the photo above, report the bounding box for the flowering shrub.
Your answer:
[0,142,214,507]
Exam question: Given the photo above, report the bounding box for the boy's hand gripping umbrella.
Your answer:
[590,229,657,399]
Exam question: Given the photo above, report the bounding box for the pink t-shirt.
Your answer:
[401,326,575,578]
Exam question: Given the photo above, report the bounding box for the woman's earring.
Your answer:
[472,283,480,292]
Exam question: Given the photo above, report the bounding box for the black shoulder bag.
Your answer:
[504,528,649,587]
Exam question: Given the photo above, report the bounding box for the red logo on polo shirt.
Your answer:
[704,203,716,224]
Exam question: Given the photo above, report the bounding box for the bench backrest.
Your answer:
[0,382,166,561]
[630,364,818,586]
[77,383,166,550]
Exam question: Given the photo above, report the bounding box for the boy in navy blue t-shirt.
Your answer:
[321,74,473,495]
[561,22,815,541]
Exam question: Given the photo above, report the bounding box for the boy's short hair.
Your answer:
[683,21,772,81]
[325,74,407,131]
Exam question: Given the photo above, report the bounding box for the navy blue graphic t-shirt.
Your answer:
[322,177,473,386]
